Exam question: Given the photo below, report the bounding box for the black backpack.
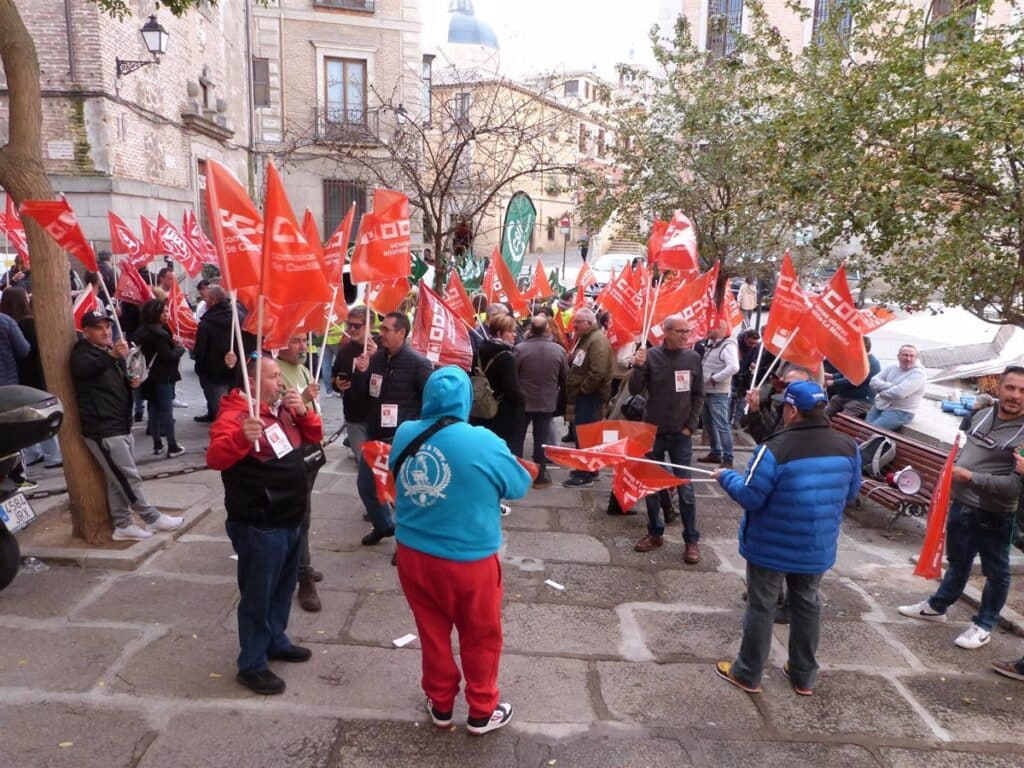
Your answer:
[860,434,897,479]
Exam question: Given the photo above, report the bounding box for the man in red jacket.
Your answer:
[207,355,324,695]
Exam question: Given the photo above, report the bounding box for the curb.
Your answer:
[961,584,1024,638]
[19,495,216,571]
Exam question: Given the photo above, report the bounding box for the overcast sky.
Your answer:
[421,0,678,79]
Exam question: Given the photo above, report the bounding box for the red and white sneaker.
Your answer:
[466,702,514,735]
[425,698,452,728]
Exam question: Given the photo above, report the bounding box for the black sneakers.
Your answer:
[467,702,514,735]
[267,645,312,663]
[361,527,396,546]
[237,669,286,695]
[426,698,453,728]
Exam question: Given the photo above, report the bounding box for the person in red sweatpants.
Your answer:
[388,366,531,735]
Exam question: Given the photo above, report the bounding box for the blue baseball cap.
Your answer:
[783,380,828,411]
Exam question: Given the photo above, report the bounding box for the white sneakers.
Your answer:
[146,514,184,532]
[466,702,514,736]
[897,599,947,622]
[955,624,992,650]
[112,524,152,541]
[898,599,993,649]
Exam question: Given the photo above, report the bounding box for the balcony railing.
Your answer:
[314,0,375,11]
[313,107,380,145]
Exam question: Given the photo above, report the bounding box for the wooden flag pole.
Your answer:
[314,286,339,383]
[752,323,804,392]
[229,290,255,420]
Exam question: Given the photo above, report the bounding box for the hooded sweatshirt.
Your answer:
[390,366,531,562]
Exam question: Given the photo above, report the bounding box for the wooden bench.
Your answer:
[830,412,949,528]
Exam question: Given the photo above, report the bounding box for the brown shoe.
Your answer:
[697,453,722,464]
[634,535,664,552]
[718,461,733,470]
[297,579,322,612]
[684,542,701,564]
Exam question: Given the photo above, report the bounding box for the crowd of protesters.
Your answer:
[3,254,1024,730]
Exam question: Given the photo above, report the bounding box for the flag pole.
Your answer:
[254,294,265,412]
[229,289,255,419]
[314,286,338,383]
[542,445,717,476]
[363,283,371,357]
[97,274,124,338]
[639,277,661,348]
[752,323,804,391]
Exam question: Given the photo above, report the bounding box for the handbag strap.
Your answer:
[393,416,459,477]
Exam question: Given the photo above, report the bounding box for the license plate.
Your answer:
[0,493,36,533]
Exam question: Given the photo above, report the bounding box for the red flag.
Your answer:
[19,197,96,271]
[483,248,529,316]
[1,196,30,268]
[140,216,159,263]
[410,284,472,371]
[544,440,636,473]
[115,266,155,305]
[443,269,477,328]
[323,204,355,285]
[205,159,262,291]
[855,305,896,334]
[72,286,98,331]
[761,252,824,371]
[612,460,689,511]
[367,277,411,316]
[647,273,713,346]
[806,264,869,384]
[576,261,598,292]
[350,189,412,283]
[243,298,318,351]
[597,265,644,337]
[108,212,149,269]
[517,458,539,482]
[914,436,961,580]
[719,288,744,332]
[647,219,668,262]
[183,209,219,266]
[362,440,397,504]
[301,209,325,265]
[522,259,555,301]
[576,420,657,453]
[156,214,204,278]
[262,161,332,305]
[653,211,699,277]
[166,280,198,350]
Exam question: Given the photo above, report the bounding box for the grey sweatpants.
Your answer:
[84,433,159,529]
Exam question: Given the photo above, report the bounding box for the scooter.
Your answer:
[0,385,63,591]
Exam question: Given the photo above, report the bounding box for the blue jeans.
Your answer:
[732,562,823,689]
[320,344,338,391]
[570,392,602,480]
[346,420,368,463]
[358,451,395,533]
[225,521,301,674]
[147,380,177,451]
[928,501,1013,631]
[202,381,231,419]
[645,433,698,542]
[703,393,733,463]
[23,436,62,467]
[865,407,915,432]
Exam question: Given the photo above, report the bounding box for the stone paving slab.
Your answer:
[111,630,248,700]
[774,619,911,669]
[503,603,622,657]
[656,570,746,608]
[902,675,1024,746]
[0,565,108,619]
[885,622,1023,674]
[879,747,1024,767]
[0,625,138,692]
[505,531,610,564]
[144,539,237,578]
[75,573,238,629]
[697,739,880,767]
[500,654,596,723]
[818,576,874,619]
[312,549,401,593]
[285,590,359,644]
[330,720,522,768]
[142,479,214,511]
[597,661,763,728]
[347,593,421,648]
[763,671,934,739]
[500,506,553,531]
[606,536,722,571]
[549,733,694,766]
[554,507,652,538]
[0,703,154,768]
[539,563,659,606]
[633,609,741,662]
[138,711,336,768]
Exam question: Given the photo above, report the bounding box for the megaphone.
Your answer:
[886,465,922,496]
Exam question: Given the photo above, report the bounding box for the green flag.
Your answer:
[501,192,536,277]
[410,254,429,285]
[457,257,485,292]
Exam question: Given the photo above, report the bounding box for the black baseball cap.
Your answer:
[81,310,112,328]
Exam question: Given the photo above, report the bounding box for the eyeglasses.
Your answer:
[667,328,692,335]
[347,323,364,330]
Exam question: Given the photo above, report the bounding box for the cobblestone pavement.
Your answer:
[3,373,1024,766]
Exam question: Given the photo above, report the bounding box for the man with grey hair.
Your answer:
[513,314,568,488]
[564,307,613,487]
[866,344,926,432]
[699,318,740,469]
[194,284,242,422]
[629,314,705,562]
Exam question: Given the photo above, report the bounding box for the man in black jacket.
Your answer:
[354,312,433,545]
[629,314,705,563]
[71,310,182,541]
[331,306,376,461]
[193,286,249,422]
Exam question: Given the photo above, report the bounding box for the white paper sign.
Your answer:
[601,430,619,444]
[381,404,398,428]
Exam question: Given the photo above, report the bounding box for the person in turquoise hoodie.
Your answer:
[389,365,530,736]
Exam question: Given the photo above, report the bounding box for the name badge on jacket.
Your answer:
[263,422,294,459]
[675,370,691,393]
[369,373,383,398]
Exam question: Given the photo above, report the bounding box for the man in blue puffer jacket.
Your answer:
[711,380,861,696]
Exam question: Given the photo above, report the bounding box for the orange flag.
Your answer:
[761,251,824,371]
[350,189,412,283]
[367,277,411,316]
[647,219,668,262]
[20,196,96,271]
[205,159,262,291]
[597,265,643,336]
[855,305,896,334]
[323,203,355,285]
[362,441,397,504]
[2,195,30,268]
[108,212,149,269]
[807,264,869,384]
[576,420,657,453]
[719,289,744,332]
[166,280,198,350]
[301,209,326,269]
[261,161,332,306]
[612,460,689,512]
[483,248,529,316]
[156,213,203,278]
[522,259,554,300]
[654,211,700,277]
[410,284,473,371]
[914,436,961,580]
[647,272,713,346]
[443,269,478,327]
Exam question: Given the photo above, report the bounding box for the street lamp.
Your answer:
[116,15,169,78]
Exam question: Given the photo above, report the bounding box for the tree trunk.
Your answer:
[0,0,111,543]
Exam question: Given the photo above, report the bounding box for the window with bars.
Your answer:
[812,0,853,45]
[706,0,744,57]
[928,0,977,43]
[252,58,270,107]
[422,56,433,125]
[323,180,367,244]
[324,57,367,126]
[564,79,579,97]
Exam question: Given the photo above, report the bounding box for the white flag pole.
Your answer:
[752,324,803,392]
[229,289,255,420]
[542,445,717,476]
[314,286,338,383]
[96,273,124,338]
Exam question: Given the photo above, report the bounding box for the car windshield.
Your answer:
[591,254,631,276]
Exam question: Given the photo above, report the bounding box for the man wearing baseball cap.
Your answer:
[710,380,861,696]
[71,310,183,541]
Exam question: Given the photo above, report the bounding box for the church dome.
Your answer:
[447,0,499,49]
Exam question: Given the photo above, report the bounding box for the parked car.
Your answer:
[585,252,635,296]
